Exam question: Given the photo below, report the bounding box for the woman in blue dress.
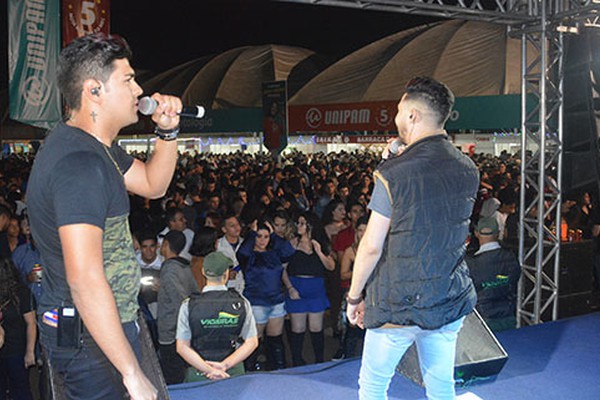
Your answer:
[285,212,335,366]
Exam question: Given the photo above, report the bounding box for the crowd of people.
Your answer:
[3,32,584,400]
[3,33,598,400]
[3,139,598,397]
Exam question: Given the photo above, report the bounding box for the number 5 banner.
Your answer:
[62,0,110,47]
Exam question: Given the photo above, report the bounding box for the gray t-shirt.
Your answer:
[368,178,392,218]
[176,285,257,341]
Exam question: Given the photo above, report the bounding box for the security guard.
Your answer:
[176,252,258,381]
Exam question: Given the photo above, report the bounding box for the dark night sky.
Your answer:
[0,1,442,92]
[110,0,438,72]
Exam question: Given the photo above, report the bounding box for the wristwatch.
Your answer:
[154,125,180,141]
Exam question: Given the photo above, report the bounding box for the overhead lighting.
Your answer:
[556,24,579,33]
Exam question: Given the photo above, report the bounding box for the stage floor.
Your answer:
[169,312,600,400]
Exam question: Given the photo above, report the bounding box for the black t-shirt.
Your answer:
[287,250,327,278]
[0,285,34,358]
[27,122,140,322]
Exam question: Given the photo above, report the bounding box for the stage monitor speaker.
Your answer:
[139,313,171,400]
[396,310,508,387]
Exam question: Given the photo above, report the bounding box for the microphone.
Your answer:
[138,96,205,119]
[379,139,405,167]
[389,139,402,155]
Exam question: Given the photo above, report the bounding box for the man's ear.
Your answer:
[83,79,102,102]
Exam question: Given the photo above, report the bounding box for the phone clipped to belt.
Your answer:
[57,303,82,348]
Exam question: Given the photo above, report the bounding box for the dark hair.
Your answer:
[165,207,184,223]
[272,209,290,223]
[0,204,12,218]
[346,200,365,214]
[405,76,455,125]
[254,220,275,250]
[204,211,222,228]
[220,213,239,229]
[189,226,218,257]
[497,188,517,206]
[322,198,345,226]
[297,212,331,255]
[164,230,186,255]
[0,258,22,308]
[137,230,157,244]
[58,33,132,110]
[355,215,369,228]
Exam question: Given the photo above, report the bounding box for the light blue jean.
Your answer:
[358,317,464,400]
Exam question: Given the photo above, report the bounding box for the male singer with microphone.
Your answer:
[346,77,479,400]
[27,33,182,400]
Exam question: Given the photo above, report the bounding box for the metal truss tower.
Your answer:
[279,0,600,325]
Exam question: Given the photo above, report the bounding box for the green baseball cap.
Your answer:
[203,252,234,277]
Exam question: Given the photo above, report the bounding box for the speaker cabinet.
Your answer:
[396,310,508,387]
[563,31,600,194]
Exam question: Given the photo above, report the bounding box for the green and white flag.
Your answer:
[8,0,62,129]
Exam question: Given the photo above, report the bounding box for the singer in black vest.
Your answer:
[176,252,257,382]
[346,77,479,400]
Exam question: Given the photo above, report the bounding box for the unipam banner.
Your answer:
[8,0,62,129]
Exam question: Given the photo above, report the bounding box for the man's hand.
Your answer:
[149,93,182,131]
[381,138,405,160]
[346,300,365,329]
[204,366,230,381]
[0,325,4,348]
[122,368,157,400]
[206,360,227,371]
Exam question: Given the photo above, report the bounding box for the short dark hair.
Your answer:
[137,230,157,244]
[355,215,369,228]
[58,33,132,111]
[165,207,184,223]
[164,230,186,255]
[405,76,455,125]
[220,213,239,229]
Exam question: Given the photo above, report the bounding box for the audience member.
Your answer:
[158,208,195,261]
[0,258,36,400]
[136,231,163,319]
[466,217,521,331]
[157,230,199,384]
[237,220,295,371]
[217,214,245,294]
[189,226,219,291]
[286,212,335,366]
[333,215,369,360]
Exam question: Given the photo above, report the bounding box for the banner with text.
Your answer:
[289,95,523,133]
[8,0,62,129]
[62,0,110,47]
[289,101,396,133]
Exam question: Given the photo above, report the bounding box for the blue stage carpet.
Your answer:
[169,312,600,400]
